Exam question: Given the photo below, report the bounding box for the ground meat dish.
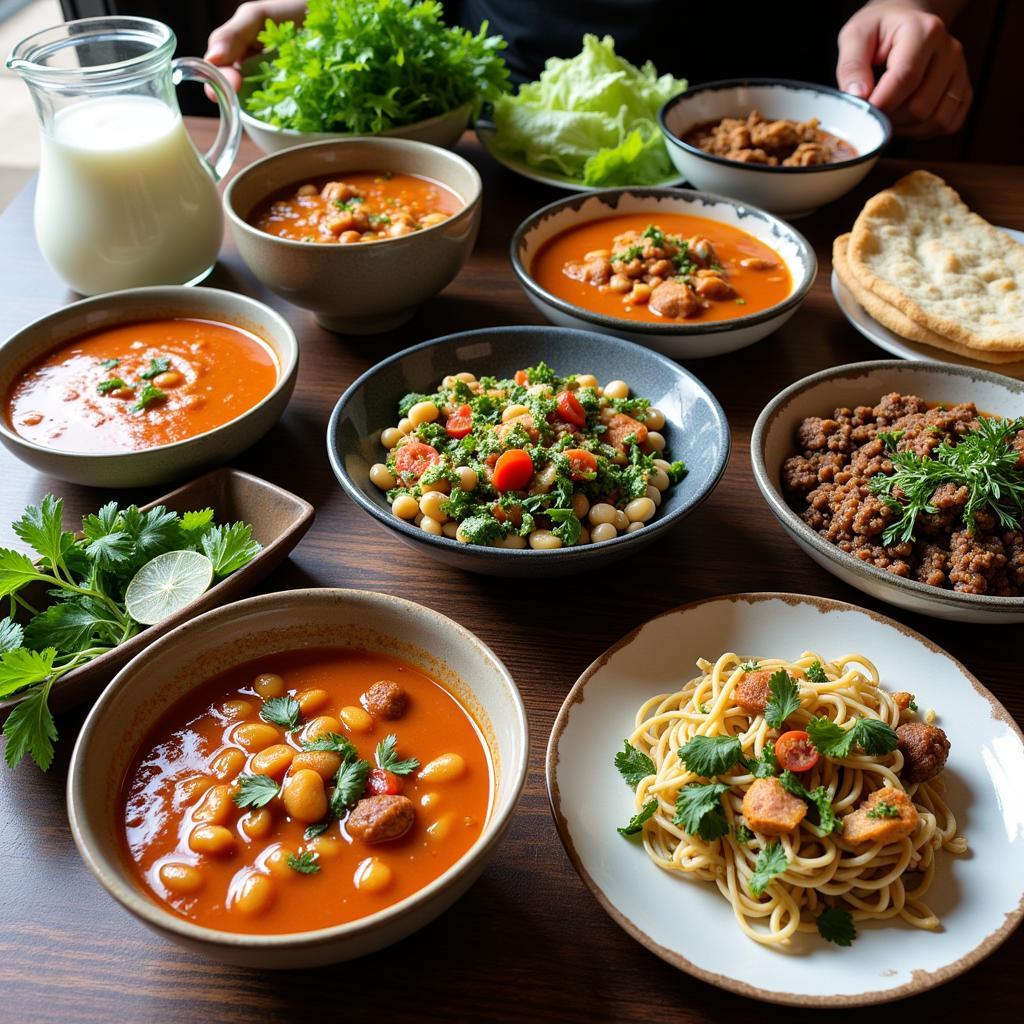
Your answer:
[682,111,857,166]
[896,722,951,783]
[782,392,1024,595]
[346,795,416,843]
[362,679,407,719]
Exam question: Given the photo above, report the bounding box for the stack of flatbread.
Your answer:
[833,170,1024,364]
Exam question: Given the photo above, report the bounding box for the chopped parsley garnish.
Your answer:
[666,460,688,484]
[368,213,392,227]
[232,773,280,808]
[303,821,331,840]
[817,906,857,946]
[287,851,321,875]
[677,734,744,777]
[97,377,128,395]
[130,383,166,413]
[779,770,841,835]
[260,696,301,731]
[698,703,709,715]
[673,781,730,840]
[614,740,655,789]
[612,244,644,263]
[139,357,171,380]
[764,671,801,729]
[100,358,120,370]
[617,797,658,837]
[302,732,358,757]
[375,733,419,775]
[749,841,788,897]
[747,742,778,779]
[867,800,902,820]
[733,823,754,844]
[806,716,899,759]
[805,661,829,683]
[330,757,370,817]
[740,660,760,671]
[908,698,918,712]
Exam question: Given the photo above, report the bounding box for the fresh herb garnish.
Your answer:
[673,781,730,840]
[303,732,358,758]
[617,797,658,837]
[749,841,788,897]
[130,383,166,413]
[779,770,841,835]
[233,773,280,808]
[908,699,918,712]
[747,742,778,779]
[733,823,754,844]
[866,800,902,820]
[806,716,899,759]
[375,734,419,775]
[677,734,744,777]
[805,661,829,683]
[260,696,301,731]
[139,357,171,380]
[330,757,370,817]
[100,358,120,370]
[303,821,331,840]
[764,670,801,729]
[614,740,655,790]
[816,906,857,946]
[97,377,128,395]
[287,851,321,875]
[740,660,760,671]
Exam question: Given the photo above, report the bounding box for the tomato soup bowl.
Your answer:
[0,286,298,488]
[67,587,528,968]
[658,79,891,218]
[224,138,482,335]
[511,189,815,361]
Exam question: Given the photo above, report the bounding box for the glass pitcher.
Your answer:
[7,17,240,296]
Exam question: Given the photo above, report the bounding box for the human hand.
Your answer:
[204,1,308,93]
[836,1,971,137]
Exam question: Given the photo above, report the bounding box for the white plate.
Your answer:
[547,593,1024,1006]
[832,226,1024,379]
[475,122,684,193]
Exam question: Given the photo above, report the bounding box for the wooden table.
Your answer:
[0,121,1020,1023]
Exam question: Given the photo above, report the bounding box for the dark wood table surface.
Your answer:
[0,121,1020,1024]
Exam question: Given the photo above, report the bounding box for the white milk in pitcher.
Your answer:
[35,96,224,295]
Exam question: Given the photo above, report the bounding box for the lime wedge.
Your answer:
[125,550,214,625]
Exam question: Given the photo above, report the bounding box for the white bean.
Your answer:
[625,497,656,523]
[369,463,396,490]
[588,503,617,526]
[408,401,439,427]
[528,529,562,550]
[604,380,629,400]
[591,522,618,543]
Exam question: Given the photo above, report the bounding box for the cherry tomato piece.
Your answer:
[394,442,440,481]
[367,768,402,796]
[565,448,598,481]
[445,404,473,438]
[556,391,586,428]
[514,369,528,386]
[492,448,534,492]
[774,730,820,773]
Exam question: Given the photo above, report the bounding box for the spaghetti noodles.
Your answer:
[621,652,965,947]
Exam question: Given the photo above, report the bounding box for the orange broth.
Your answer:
[120,647,491,935]
[531,213,792,324]
[5,318,278,453]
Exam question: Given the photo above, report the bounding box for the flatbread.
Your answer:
[847,170,1024,351]
[833,233,1024,365]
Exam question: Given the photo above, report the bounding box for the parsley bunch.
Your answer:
[0,496,261,771]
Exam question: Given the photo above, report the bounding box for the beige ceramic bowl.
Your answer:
[224,138,482,334]
[67,588,528,968]
[0,286,298,488]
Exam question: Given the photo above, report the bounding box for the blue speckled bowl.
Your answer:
[327,326,730,577]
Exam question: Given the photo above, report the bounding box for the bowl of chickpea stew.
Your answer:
[327,326,730,577]
[68,587,528,967]
[512,188,815,360]
[224,138,482,335]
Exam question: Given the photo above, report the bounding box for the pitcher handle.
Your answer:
[171,57,241,182]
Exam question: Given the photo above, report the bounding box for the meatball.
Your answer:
[345,795,415,843]
[896,722,950,783]
[362,679,407,719]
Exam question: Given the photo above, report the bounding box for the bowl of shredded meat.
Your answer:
[752,360,1024,623]
[659,79,890,218]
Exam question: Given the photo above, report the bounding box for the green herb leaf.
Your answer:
[0,548,44,598]
[232,773,280,808]
[764,670,801,729]
[130,383,166,413]
[806,716,899,759]
[97,378,129,395]
[179,508,215,544]
[740,660,760,671]
[817,906,857,946]
[23,602,113,656]
[0,646,56,698]
[13,496,75,573]
[139,357,171,380]
[260,696,301,731]
[747,742,778,779]
[614,740,655,790]
[0,618,24,654]
[673,781,730,840]
[375,733,419,775]
[287,851,321,875]
[779,770,841,835]
[547,506,582,546]
[733,823,754,844]
[303,821,331,840]
[867,800,902,820]
[805,661,829,683]
[666,460,688,485]
[617,797,658,837]
[100,358,120,370]
[2,682,57,770]
[851,718,900,756]
[677,734,744,777]
[201,522,261,576]
[303,732,358,759]
[749,841,788,897]
[330,758,370,817]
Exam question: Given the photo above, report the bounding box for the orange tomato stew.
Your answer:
[531,213,792,325]
[250,171,463,244]
[121,647,491,934]
[5,318,278,454]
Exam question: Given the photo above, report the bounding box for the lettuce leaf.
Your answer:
[492,34,686,186]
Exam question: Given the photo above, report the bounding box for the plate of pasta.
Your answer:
[546,593,1024,1006]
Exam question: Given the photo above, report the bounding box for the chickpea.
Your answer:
[442,521,459,539]
[645,407,666,430]
[588,503,617,526]
[528,529,562,550]
[455,466,478,491]
[420,516,443,536]
[159,862,205,895]
[419,491,448,523]
[420,212,448,227]
[188,824,236,856]
[626,521,646,533]
[152,370,184,389]
[192,784,234,825]
[408,401,439,427]
[304,715,341,742]
[604,380,629,400]
[253,673,285,699]
[241,808,274,840]
[283,769,328,823]
[296,689,330,715]
[392,494,419,520]
[426,812,455,842]
[648,259,673,278]
[389,222,413,237]
[591,522,618,543]
[576,374,598,388]
[397,416,414,435]
[625,496,656,523]
[501,403,530,422]
[339,230,361,244]
[380,426,404,449]
[583,248,611,260]
[608,273,631,293]
[369,463,396,490]
[418,752,467,783]
[354,857,393,893]
[221,699,254,720]
[250,744,295,778]
[233,871,275,915]
[340,705,374,733]
[233,722,281,752]
[572,491,590,519]
[628,283,652,304]
[211,747,246,779]
[646,484,662,507]
[292,750,342,779]
[321,181,353,202]
[646,431,667,452]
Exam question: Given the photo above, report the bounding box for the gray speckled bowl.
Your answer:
[224,138,481,334]
[511,188,815,360]
[327,325,730,577]
[752,360,1024,623]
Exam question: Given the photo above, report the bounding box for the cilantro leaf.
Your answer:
[330,758,370,817]
[287,851,321,875]
[614,741,656,790]
[806,716,899,759]
[805,716,854,758]
[97,378,128,395]
[740,660,760,671]
[12,496,74,573]
[779,770,841,835]
[817,906,857,947]
[260,696,301,731]
[81,502,132,568]
[747,742,778,779]
[0,618,23,654]
[0,646,56,698]
[0,548,44,598]
[2,682,57,770]
[851,717,900,756]
[139,357,171,380]
[201,522,261,576]
[673,781,730,840]
[617,797,658,838]
[130,383,166,413]
[375,734,419,775]
[749,841,788,897]
[303,821,331,840]
[232,773,280,808]
[121,505,181,560]
[22,602,112,655]
[677,735,744,777]
[100,358,120,370]
[179,508,215,546]
[302,732,358,758]
[733,823,754,844]
[805,661,829,683]
[764,670,801,729]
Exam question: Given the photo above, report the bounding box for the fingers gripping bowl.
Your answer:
[67,588,528,967]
